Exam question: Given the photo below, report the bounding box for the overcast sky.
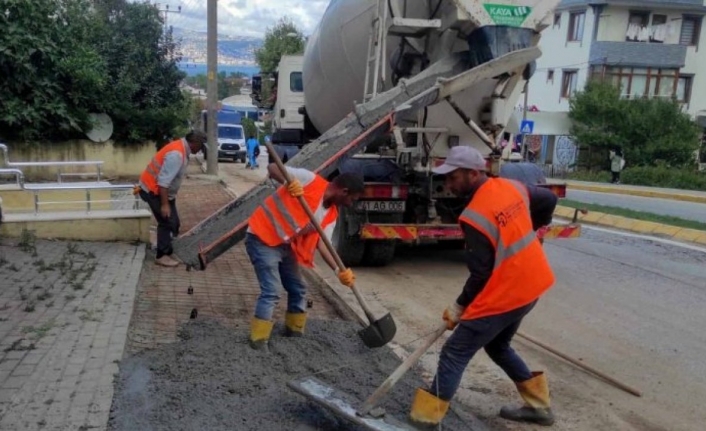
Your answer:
[145,0,330,38]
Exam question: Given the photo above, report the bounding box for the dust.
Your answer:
[108,319,481,431]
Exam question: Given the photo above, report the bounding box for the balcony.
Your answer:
[589,41,687,68]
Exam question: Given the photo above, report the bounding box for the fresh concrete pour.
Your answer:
[108,319,481,431]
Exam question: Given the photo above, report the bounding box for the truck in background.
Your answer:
[251,0,581,267]
[201,108,247,163]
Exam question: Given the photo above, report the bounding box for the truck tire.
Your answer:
[332,208,365,267]
[361,240,396,267]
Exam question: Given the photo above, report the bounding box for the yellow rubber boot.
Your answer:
[285,312,307,337]
[249,317,274,350]
[499,371,555,426]
[409,388,450,427]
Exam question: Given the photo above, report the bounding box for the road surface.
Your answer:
[567,189,706,224]
[217,160,706,431]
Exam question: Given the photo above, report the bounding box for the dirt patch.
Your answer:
[109,319,483,431]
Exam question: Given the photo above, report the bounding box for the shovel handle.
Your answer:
[263,142,378,324]
[358,323,448,416]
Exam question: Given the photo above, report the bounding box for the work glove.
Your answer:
[442,303,464,331]
[287,179,304,198]
[338,268,355,288]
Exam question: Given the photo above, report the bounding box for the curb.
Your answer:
[567,183,706,204]
[555,205,706,246]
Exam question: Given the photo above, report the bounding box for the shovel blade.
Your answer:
[358,313,397,348]
[288,376,418,431]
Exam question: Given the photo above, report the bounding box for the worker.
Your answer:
[138,130,207,267]
[246,134,260,169]
[409,146,558,427]
[246,164,365,349]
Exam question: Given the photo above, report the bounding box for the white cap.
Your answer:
[432,146,487,175]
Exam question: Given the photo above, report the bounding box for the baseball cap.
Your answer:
[432,146,487,175]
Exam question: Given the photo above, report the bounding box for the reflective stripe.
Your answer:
[262,203,289,241]
[460,208,500,243]
[494,230,536,269]
[272,193,301,234]
[508,180,529,208]
[461,207,536,270]
[150,158,163,171]
[145,165,159,178]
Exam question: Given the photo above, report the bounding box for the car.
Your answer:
[215,124,247,163]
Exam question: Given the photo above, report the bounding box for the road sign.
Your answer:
[483,4,532,27]
[520,120,534,135]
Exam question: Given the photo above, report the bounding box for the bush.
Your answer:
[569,166,706,191]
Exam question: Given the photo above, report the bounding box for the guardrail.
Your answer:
[0,168,25,188]
[0,143,104,182]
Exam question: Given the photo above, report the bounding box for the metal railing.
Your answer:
[0,143,104,182]
[0,168,25,188]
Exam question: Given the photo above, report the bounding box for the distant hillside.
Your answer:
[173,27,262,64]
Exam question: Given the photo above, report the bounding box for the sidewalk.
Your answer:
[563,180,706,203]
[125,161,342,354]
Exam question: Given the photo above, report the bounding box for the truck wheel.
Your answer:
[362,240,396,267]
[332,209,365,267]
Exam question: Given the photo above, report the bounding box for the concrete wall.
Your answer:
[2,140,157,181]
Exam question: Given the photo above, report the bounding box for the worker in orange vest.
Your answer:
[138,130,207,267]
[247,164,364,349]
[409,146,558,427]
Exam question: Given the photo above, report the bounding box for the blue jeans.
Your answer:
[247,152,258,168]
[430,300,537,401]
[245,233,307,320]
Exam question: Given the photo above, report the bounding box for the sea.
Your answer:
[178,62,260,77]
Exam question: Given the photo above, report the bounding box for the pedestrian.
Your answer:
[137,130,207,267]
[409,146,558,427]
[609,148,625,184]
[246,134,260,169]
[246,164,365,349]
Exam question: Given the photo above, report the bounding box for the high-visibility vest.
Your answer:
[459,178,555,320]
[249,174,338,267]
[139,139,187,194]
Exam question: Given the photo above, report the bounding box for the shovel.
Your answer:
[264,142,396,348]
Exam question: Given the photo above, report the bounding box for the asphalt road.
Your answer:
[566,189,706,223]
[217,161,706,430]
[351,229,706,431]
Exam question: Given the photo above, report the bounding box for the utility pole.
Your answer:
[521,80,529,160]
[206,0,218,175]
[156,4,181,30]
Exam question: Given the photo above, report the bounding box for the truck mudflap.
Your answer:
[360,223,581,241]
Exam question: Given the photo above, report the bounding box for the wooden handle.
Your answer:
[264,142,378,324]
[516,331,642,397]
[358,323,448,416]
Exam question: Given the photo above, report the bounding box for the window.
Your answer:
[652,14,667,26]
[547,69,555,82]
[567,12,585,42]
[290,72,303,92]
[601,67,683,101]
[676,75,693,103]
[680,16,702,46]
[626,11,650,41]
[554,13,561,27]
[650,14,668,43]
[561,70,579,98]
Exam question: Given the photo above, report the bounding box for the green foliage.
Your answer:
[0,0,189,144]
[568,165,706,191]
[569,80,701,169]
[184,72,246,100]
[254,16,306,74]
[241,118,258,140]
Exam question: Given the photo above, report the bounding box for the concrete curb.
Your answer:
[555,205,706,246]
[567,183,706,204]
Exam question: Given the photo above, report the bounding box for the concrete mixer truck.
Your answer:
[251,0,582,267]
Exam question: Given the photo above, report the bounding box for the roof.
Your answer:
[590,41,687,68]
[221,94,257,109]
[557,0,706,12]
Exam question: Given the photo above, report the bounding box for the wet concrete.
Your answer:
[109,319,479,431]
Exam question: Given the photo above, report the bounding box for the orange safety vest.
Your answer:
[459,178,555,320]
[139,139,187,194]
[249,174,338,268]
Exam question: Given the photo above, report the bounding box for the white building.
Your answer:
[521,0,706,165]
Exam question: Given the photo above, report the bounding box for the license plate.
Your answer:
[221,151,236,155]
[355,200,406,212]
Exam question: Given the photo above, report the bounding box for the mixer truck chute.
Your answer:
[172,0,582,270]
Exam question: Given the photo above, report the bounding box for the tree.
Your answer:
[254,16,306,74]
[569,80,701,169]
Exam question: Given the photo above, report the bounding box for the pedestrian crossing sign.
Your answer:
[520,120,534,135]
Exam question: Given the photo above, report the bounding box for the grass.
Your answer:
[560,199,706,232]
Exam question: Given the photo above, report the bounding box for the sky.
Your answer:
[144,0,330,38]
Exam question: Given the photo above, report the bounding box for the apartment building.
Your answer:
[517,0,706,166]
[530,0,705,115]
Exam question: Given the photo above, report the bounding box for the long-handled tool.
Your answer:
[288,323,448,431]
[265,142,396,349]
